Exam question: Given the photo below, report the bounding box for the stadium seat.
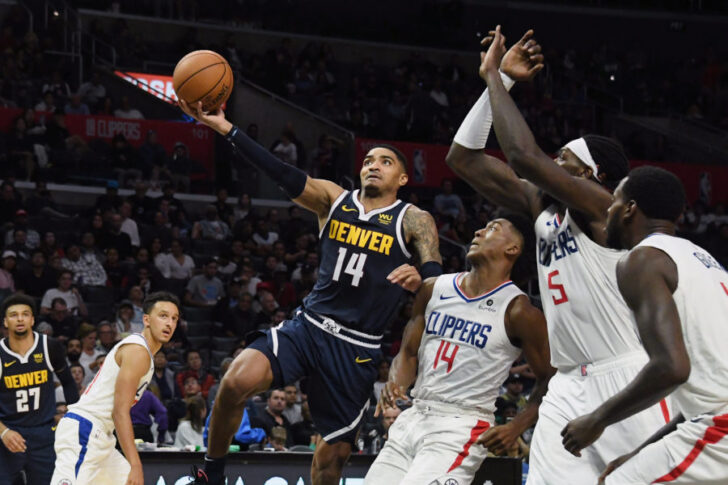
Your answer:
[82,286,115,304]
[191,239,224,256]
[289,445,313,453]
[86,302,113,323]
[182,306,215,322]
[186,320,212,337]
[212,336,238,353]
[186,336,211,349]
[210,349,230,367]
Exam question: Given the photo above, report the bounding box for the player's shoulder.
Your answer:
[506,294,543,329]
[402,204,437,235]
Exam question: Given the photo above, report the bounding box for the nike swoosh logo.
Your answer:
[342,205,358,212]
[4,361,16,367]
[439,295,456,300]
[355,357,372,364]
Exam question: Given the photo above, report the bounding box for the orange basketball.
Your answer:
[173,50,233,112]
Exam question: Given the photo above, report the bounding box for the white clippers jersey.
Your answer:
[535,206,643,369]
[636,234,728,418]
[411,273,523,416]
[68,333,153,430]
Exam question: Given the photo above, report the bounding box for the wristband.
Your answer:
[420,261,443,280]
[1,428,9,439]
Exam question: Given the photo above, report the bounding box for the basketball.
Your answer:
[172,50,233,112]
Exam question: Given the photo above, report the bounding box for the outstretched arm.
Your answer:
[447,30,544,220]
[376,278,434,416]
[561,247,689,456]
[479,295,555,453]
[113,344,153,485]
[481,26,614,226]
[179,101,344,225]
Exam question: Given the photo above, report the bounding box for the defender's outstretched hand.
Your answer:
[479,25,508,78]
[480,28,544,82]
[178,99,232,136]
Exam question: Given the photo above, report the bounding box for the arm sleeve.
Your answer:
[50,338,80,405]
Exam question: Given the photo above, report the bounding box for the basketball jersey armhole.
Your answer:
[42,334,54,372]
[318,190,349,238]
[396,203,412,258]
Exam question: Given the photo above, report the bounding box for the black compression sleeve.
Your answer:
[224,125,307,199]
[48,337,80,404]
[56,366,80,405]
[420,261,443,279]
[48,337,68,371]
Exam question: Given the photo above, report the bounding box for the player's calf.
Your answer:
[311,441,352,485]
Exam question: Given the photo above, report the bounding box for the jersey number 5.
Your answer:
[548,270,569,305]
[433,340,459,373]
[16,387,40,412]
[333,248,368,287]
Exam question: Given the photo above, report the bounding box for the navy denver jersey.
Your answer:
[0,332,62,426]
[303,189,412,335]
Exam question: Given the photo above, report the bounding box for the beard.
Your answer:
[605,217,624,250]
[67,351,81,362]
[13,328,29,338]
[362,184,381,197]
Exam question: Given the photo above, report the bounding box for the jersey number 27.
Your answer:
[16,387,40,412]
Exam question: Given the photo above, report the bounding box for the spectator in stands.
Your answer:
[114,300,142,337]
[127,285,145,327]
[56,363,85,402]
[41,297,78,341]
[103,247,127,290]
[213,188,233,223]
[231,193,252,226]
[94,181,123,214]
[146,211,174,250]
[42,70,71,103]
[221,291,256,337]
[380,405,401,442]
[114,202,139,249]
[252,219,278,255]
[164,143,192,192]
[61,242,107,287]
[99,212,133,260]
[433,178,465,220]
[77,70,107,109]
[251,389,294,448]
[207,357,233,410]
[155,239,194,280]
[35,92,58,113]
[268,264,296,310]
[39,231,63,259]
[96,321,119,353]
[185,258,224,307]
[127,181,155,223]
[0,250,16,291]
[0,182,23,223]
[111,134,142,186]
[131,390,169,444]
[77,322,104,385]
[282,385,302,424]
[6,229,31,260]
[64,94,90,115]
[137,130,165,179]
[499,374,528,413]
[40,269,88,317]
[372,359,389,404]
[151,351,176,403]
[174,395,206,449]
[79,231,104,264]
[64,338,82,366]
[192,205,231,241]
[271,130,298,166]
[16,249,56,297]
[175,349,215,399]
[254,290,278,329]
[4,209,39,248]
[291,401,319,448]
[114,95,144,119]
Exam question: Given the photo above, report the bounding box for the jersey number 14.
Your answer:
[333,248,368,287]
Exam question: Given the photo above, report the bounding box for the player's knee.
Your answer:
[218,350,272,404]
[312,442,350,480]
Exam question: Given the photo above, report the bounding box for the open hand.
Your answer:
[479,25,508,79]
[375,381,405,417]
[480,28,544,82]
[178,99,232,136]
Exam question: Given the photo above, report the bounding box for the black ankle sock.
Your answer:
[203,455,227,484]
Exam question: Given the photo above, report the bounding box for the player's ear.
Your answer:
[398,172,408,187]
[623,199,637,221]
[142,313,150,328]
[505,242,520,257]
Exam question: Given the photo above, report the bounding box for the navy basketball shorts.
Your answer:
[0,422,55,485]
[248,310,382,445]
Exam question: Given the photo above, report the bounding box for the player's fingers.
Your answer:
[374,401,382,417]
[516,29,534,46]
[530,54,545,64]
[528,64,544,77]
[528,43,542,55]
[480,36,493,47]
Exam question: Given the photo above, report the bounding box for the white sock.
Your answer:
[453,71,516,149]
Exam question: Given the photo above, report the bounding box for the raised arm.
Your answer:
[375,278,434,416]
[113,344,153,485]
[561,247,689,456]
[481,26,614,224]
[178,101,344,226]
[49,337,80,405]
[479,295,555,454]
[447,30,544,220]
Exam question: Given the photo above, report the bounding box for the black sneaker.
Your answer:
[190,466,209,484]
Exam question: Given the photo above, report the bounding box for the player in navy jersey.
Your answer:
[0,293,79,485]
[179,100,442,485]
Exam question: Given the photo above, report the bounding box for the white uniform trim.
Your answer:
[271,327,279,357]
[323,398,370,442]
[351,189,402,222]
[396,203,412,259]
[43,334,54,372]
[302,313,380,349]
[318,190,350,238]
[0,332,39,363]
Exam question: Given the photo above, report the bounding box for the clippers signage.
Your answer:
[115,70,177,103]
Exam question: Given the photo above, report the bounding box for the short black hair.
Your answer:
[142,291,180,315]
[370,143,408,172]
[494,209,536,287]
[583,135,630,190]
[184,348,200,362]
[3,293,36,317]
[622,166,686,222]
[70,362,85,375]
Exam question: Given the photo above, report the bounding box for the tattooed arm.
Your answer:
[388,206,442,292]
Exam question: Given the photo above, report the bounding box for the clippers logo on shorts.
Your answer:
[538,224,579,266]
[425,311,491,349]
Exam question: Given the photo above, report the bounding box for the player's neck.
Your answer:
[9,331,36,355]
[462,262,511,296]
[357,190,398,212]
[141,328,162,355]
[630,220,676,248]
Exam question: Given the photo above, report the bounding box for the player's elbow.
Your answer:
[445,143,474,174]
[653,356,690,388]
